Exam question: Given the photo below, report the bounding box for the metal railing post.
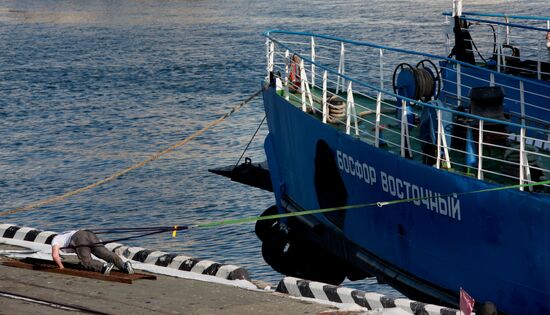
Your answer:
[301,60,307,112]
[379,48,384,90]
[519,81,532,191]
[537,41,542,80]
[457,64,462,107]
[401,100,412,158]
[477,120,484,180]
[266,38,273,78]
[519,128,532,191]
[441,111,451,169]
[346,82,358,136]
[284,50,290,100]
[300,59,314,113]
[505,16,510,45]
[322,71,327,124]
[375,92,382,148]
[436,110,442,169]
[336,42,345,94]
[311,37,316,88]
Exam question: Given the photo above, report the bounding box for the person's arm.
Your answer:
[51,245,64,269]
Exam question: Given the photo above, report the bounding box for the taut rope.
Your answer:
[79,178,550,245]
[1,89,263,217]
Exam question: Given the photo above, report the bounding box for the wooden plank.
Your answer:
[2,259,156,284]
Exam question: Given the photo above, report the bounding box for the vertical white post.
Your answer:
[284,50,290,100]
[346,82,358,136]
[519,81,532,191]
[301,61,307,112]
[336,42,345,94]
[490,73,495,87]
[520,81,525,126]
[379,49,384,90]
[436,109,452,169]
[496,27,502,73]
[401,100,406,157]
[266,38,273,78]
[436,109,442,169]
[400,100,412,158]
[505,16,510,45]
[477,120,484,180]
[441,116,451,169]
[375,92,382,148]
[519,129,532,191]
[265,38,270,76]
[452,0,463,17]
[519,127,526,191]
[311,37,316,88]
[300,59,314,112]
[457,63,462,107]
[322,71,327,124]
[537,41,542,80]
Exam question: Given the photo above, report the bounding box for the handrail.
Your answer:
[443,11,550,22]
[264,30,550,91]
[445,15,550,32]
[263,30,550,134]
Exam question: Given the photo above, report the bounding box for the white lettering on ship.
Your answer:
[336,150,461,221]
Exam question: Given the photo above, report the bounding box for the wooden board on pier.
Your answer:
[2,258,156,284]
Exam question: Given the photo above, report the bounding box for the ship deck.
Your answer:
[279,87,550,192]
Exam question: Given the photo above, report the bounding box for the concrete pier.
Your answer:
[0,244,336,315]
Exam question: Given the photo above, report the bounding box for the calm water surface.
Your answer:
[1,0,546,293]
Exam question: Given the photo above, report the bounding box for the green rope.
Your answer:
[377,179,550,207]
[194,179,550,230]
[89,179,550,238]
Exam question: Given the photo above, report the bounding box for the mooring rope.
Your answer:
[88,179,550,244]
[233,115,266,169]
[1,89,263,217]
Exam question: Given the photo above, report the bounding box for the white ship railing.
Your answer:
[264,29,550,192]
[443,11,550,80]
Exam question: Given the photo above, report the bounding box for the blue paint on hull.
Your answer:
[262,87,550,314]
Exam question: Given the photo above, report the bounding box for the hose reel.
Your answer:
[392,59,441,101]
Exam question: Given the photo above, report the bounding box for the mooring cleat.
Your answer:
[124,261,135,275]
[102,263,115,275]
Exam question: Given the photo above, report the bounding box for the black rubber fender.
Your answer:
[255,205,279,242]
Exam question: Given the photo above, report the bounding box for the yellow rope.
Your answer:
[1,89,263,217]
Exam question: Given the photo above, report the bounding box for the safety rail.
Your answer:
[265,29,550,192]
[443,11,550,80]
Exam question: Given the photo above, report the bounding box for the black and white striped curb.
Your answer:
[0,224,57,245]
[276,277,462,315]
[105,242,249,280]
[0,224,249,281]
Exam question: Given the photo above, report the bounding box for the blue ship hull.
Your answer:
[262,87,550,314]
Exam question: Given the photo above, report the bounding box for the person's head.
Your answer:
[546,31,550,51]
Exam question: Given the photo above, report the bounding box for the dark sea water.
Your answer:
[1,0,546,294]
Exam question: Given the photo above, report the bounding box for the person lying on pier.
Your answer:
[51,230,134,275]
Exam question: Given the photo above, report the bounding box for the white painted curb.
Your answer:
[0,224,249,280]
[277,277,466,315]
